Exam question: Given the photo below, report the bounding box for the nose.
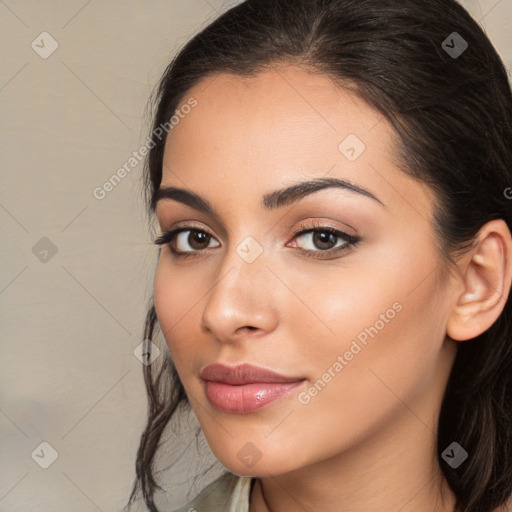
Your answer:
[200,246,278,343]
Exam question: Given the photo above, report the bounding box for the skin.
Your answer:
[153,66,512,512]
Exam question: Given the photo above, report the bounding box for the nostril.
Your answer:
[241,326,263,337]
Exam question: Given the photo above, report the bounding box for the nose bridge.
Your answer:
[200,233,276,339]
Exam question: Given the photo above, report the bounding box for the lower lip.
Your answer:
[204,380,305,413]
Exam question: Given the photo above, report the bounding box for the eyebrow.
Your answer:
[154,177,384,215]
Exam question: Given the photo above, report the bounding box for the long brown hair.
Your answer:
[127,1,512,510]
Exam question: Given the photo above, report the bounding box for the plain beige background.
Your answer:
[0,1,510,511]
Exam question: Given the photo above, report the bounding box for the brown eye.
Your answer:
[311,230,339,250]
[174,229,220,253]
[187,230,212,250]
[288,223,361,260]
[293,228,352,252]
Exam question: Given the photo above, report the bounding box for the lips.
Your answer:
[200,363,306,414]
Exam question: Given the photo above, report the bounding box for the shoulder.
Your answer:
[170,471,254,512]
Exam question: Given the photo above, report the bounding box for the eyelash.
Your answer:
[153,221,360,260]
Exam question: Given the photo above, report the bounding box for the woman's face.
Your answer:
[153,66,458,477]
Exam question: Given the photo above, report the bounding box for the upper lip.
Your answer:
[200,363,304,385]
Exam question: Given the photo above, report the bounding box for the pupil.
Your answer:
[313,231,335,250]
[189,230,209,249]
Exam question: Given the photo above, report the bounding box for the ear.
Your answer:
[446,219,512,342]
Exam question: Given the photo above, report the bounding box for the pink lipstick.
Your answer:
[200,363,306,414]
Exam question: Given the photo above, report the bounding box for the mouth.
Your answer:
[200,363,306,414]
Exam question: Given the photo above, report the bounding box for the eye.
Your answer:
[288,221,360,259]
[154,227,220,257]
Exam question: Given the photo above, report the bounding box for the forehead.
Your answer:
[158,66,435,223]
[163,66,391,177]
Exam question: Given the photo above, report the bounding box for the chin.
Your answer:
[210,445,303,478]
[222,461,292,479]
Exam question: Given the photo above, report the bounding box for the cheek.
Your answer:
[289,237,446,401]
[275,277,447,467]
[153,258,204,366]
[323,231,441,349]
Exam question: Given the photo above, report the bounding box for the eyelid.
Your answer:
[289,219,357,238]
[156,220,212,238]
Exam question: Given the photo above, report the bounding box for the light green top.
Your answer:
[170,471,255,512]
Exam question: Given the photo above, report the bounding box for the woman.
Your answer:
[127,0,512,511]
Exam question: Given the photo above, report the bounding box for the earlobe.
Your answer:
[446,219,512,342]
